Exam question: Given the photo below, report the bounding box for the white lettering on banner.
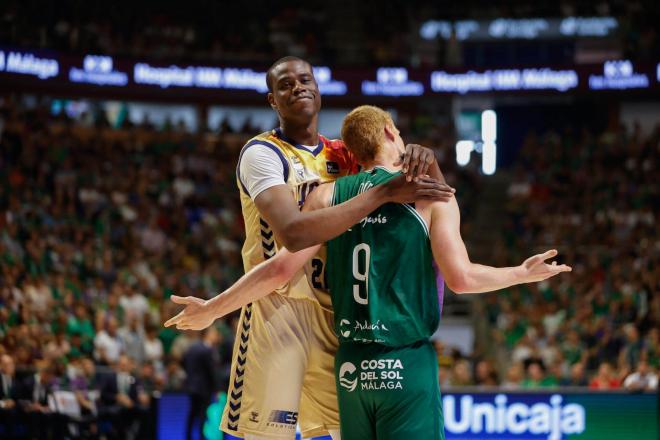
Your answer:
[2,51,59,79]
[133,63,268,92]
[69,55,128,86]
[313,67,347,96]
[362,67,424,96]
[222,68,268,92]
[588,59,649,90]
[431,68,578,94]
[443,394,585,439]
[420,17,618,41]
[420,20,479,41]
[134,63,194,88]
[560,17,618,37]
[489,18,549,39]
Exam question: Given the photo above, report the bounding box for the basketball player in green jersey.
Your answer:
[166,105,571,439]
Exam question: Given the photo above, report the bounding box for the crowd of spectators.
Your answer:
[0,0,657,67]
[433,121,658,392]
[0,95,242,438]
[0,93,657,438]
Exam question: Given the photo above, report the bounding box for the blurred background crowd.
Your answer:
[0,0,657,66]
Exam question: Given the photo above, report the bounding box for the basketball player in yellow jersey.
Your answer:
[166,56,454,440]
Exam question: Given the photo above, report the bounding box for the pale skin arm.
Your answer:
[427,197,571,294]
[164,183,335,330]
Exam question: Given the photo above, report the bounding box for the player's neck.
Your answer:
[279,118,319,146]
[364,150,402,172]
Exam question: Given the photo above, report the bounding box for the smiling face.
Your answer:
[267,59,321,124]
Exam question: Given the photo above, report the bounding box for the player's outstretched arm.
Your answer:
[164,243,320,330]
[256,175,453,252]
[428,198,571,294]
[163,183,337,331]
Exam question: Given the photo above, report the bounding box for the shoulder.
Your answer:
[320,136,360,174]
[239,132,285,163]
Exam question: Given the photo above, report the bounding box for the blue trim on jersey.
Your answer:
[236,139,290,197]
[274,127,324,157]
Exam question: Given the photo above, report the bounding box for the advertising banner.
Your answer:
[157,391,657,440]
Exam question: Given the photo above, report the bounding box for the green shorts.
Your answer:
[334,340,444,440]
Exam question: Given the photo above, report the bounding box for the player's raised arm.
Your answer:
[255,171,453,252]
[163,183,336,331]
[427,197,571,294]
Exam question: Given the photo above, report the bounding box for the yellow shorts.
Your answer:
[221,294,339,439]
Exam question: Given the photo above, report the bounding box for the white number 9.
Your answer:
[352,243,370,305]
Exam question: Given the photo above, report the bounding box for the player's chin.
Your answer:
[287,104,318,119]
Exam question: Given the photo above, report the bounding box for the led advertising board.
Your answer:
[0,47,658,102]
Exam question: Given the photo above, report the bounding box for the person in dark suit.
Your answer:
[182,327,220,440]
[0,354,21,438]
[19,359,66,439]
[99,355,146,440]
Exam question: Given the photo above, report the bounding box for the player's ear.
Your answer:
[384,122,396,142]
[267,93,277,110]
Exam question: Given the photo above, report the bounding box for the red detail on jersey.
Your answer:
[320,136,360,175]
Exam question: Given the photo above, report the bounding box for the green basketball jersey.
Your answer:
[327,167,440,347]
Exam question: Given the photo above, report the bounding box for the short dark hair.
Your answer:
[266,56,311,92]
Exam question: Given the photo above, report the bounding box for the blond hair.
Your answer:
[341,105,393,163]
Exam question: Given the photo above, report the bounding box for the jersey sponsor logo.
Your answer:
[353,319,389,333]
[339,319,351,337]
[338,362,358,392]
[290,156,320,182]
[443,394,585,438]
[267,410,298,428]
[359,213,388,228]
[359,358,404,391]
[249,411,259,423]
[339,359,405,392]
[338,319,390,339]
[326,161,340,174]
[292,156,306,179]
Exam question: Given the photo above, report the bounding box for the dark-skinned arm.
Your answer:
[255,176,452,252]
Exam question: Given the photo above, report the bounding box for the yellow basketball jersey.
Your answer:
[236,128,359,310]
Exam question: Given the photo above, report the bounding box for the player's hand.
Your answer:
[384,175,455,204]
[516,249,572,283]
[164,295,216,331]
[395,144,437,182]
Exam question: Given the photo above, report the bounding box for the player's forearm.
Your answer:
[282,186,389,251]
[205,246,317,318]
[206,258,291,318]
[454,263,524,294]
